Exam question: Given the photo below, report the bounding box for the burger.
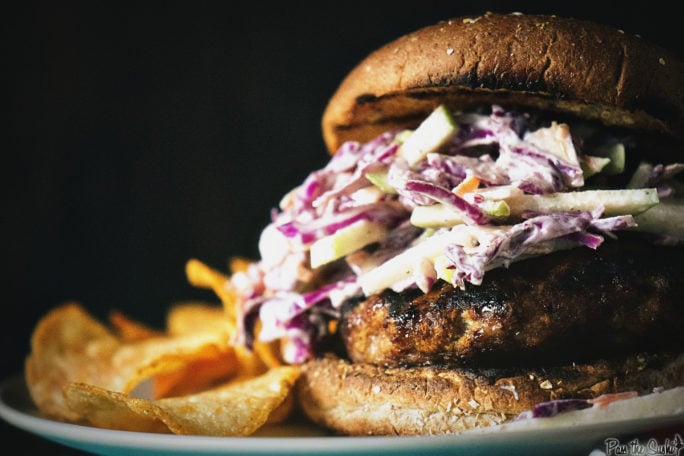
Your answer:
[228,12,684,435]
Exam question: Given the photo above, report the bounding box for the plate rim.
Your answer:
[2,372,683,456]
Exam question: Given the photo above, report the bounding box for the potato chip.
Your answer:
[165,299,276,378]
[25,303,120,421]
[63,382,171,433]
[26,264,299,436]
[109,310,163,341]
[25,302,237,421]
[155,365,300,436]
[253,339,285,369]
[64,366,301,436]
[185,259,237,332]
[165,301,228,336]
[229,256,253,274]
[183,260,285,373]
[264,389,295,425]
[111,331,231,394]
[252,320,285,369]
[152,348,237,398]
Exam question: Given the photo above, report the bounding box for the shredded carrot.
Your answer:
[454,175,480,196]
[587,391,638,408]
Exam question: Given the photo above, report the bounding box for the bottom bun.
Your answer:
[295,353,684,436]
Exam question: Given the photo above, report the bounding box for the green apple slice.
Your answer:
[309,219,389,269]
[593,143,626,175]
[364,170,397,194]
[411,188,659,228]
[633,199,684,240]
[358,225,505,296]
[410,203,467,228]
[399,104,458,167]
[506,188,658,217]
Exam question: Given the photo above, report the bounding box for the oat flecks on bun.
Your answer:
[295,353,684,436]
[322,12,684,154]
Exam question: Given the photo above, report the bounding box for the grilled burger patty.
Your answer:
[340,236,684,368]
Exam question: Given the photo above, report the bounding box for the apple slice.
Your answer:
[309,219,389,269]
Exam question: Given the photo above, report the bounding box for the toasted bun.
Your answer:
[322,12,684,154]
[305,13,684,437]
[295,353,684,436]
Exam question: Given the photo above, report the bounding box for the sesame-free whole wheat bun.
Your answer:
[294,12,684,436]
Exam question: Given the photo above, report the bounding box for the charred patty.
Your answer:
[340,237,684,368]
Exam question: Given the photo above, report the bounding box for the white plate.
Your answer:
[1,373,682,456]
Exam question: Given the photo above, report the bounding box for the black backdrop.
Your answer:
[3,2,682,452]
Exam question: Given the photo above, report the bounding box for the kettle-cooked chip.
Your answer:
[155,365,301,436]
[111,330,231,394]
[165,301,228,336]
[25,295,298,435]
[109,310,163,341]
[62,382,171,433]
[152,348,237,398]
[185,259,238,333]
[25,303,121,421]
[25,302,238,421]
[64,366,301,436]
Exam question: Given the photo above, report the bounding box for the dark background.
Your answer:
[3,2,682,453]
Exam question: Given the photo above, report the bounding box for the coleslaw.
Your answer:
[229,105,683,364]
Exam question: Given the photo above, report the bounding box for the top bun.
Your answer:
[322,12,684,154]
